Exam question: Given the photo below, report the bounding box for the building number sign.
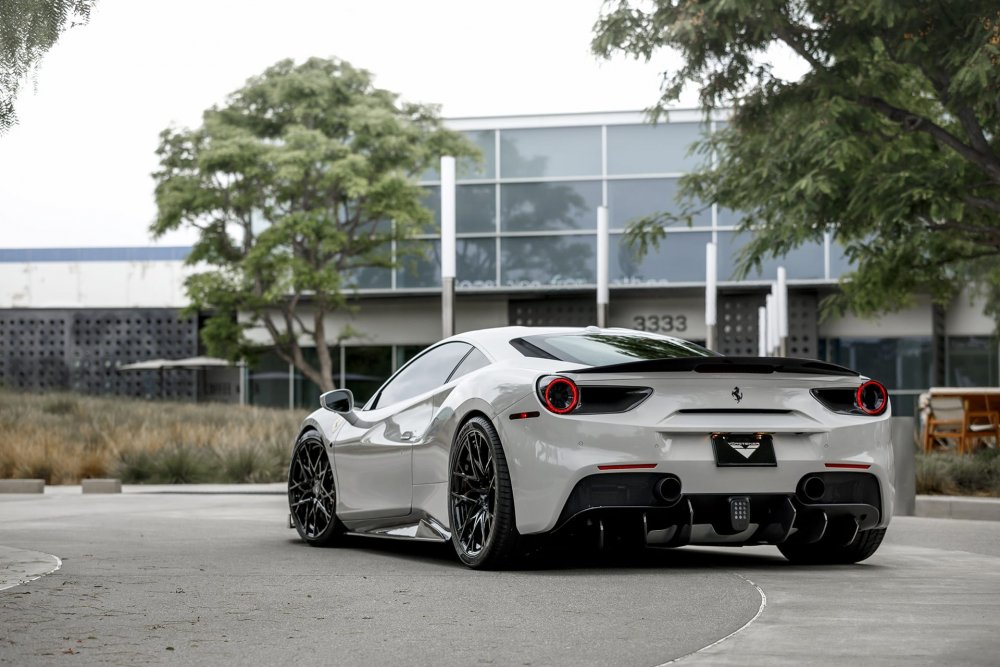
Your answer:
[632,314,688,333]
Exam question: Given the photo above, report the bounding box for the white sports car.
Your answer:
[288,326,892,569]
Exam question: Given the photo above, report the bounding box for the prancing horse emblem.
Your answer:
[732,386,743,404]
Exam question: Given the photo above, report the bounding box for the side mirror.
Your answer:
[320,389,354,413]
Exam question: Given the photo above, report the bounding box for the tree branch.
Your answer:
[854,94,1000,184]
[962,195,1000,215]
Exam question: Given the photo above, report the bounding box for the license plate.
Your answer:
[712,433,777,467]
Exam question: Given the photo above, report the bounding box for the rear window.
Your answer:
[513,332,717,367]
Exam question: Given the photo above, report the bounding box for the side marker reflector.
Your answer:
[508,411,540,420]
[598,463,658,471]
[824,463,871,470]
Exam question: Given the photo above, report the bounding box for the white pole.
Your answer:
[777,266,788,356]
[766,292,776,356]
[757,306,767,357]
[705,241,717,351]
[440,156,456,338]
[596,206,609,327]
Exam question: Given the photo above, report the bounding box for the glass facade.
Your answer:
[352,120,857,293]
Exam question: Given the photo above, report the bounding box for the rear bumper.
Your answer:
[551,472,881,547]
[496,397,894,535]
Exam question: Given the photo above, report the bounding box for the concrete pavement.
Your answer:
[1,490,999,665]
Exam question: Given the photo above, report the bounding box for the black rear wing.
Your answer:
[564,356,860,377]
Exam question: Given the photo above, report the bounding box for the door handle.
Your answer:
[401,431,414,441]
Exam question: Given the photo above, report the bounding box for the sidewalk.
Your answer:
[915,495,1000,521]
[41,482,286,495]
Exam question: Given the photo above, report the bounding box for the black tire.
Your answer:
[778,526,887,564]
[448,416,520,569]
[288,431,343,546]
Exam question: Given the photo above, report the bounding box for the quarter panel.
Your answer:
[411,365,536,487]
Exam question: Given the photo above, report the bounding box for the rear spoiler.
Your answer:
[564,356,860,377]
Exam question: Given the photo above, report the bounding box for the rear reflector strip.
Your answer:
[824,463,871,470]
[598,463,658,470]
[508,411,540,420]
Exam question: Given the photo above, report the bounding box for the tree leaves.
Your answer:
[152,57,477,390]
[593,0,1000,326]
[0,0,95,133]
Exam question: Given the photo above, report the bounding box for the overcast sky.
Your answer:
[0,0,753,249]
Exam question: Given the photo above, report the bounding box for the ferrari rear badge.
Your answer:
[732,386,743,404]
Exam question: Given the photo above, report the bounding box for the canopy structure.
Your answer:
[117,356,234,371]
[116,357,238,401]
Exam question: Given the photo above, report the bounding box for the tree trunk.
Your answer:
[314,310,336,392]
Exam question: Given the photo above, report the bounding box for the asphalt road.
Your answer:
[2,486,999,666]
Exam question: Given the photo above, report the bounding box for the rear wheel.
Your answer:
[448,416,519,569]
[778,526,887,564]
[288,431,343,546]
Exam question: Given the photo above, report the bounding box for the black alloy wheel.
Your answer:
[448,416,519,569]
[288,432,342,546]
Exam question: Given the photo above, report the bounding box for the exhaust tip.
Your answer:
[655,476,683,505]
[801,475,826,502]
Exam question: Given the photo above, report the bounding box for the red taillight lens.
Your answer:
[537,376,580,414]
[855,380,888,416]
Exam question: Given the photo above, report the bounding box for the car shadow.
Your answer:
[287,534,887,573]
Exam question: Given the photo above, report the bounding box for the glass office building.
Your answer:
[242,111,998,415]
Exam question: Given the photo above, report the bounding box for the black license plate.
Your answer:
[712,433,777,467]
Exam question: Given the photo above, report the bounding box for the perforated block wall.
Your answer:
[0,309,198,398]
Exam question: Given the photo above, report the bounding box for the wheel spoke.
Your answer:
[451,491,477,506]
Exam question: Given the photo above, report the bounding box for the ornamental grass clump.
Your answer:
[915,450,1000,497]
[0,390,305,484]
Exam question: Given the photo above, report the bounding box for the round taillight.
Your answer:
[856,380,888,416]
[539,376,580,414]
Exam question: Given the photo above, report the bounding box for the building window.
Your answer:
[460,130,496,179]
[829,241,854,279]
[717,231,826,281]
[947,336,999,387]
[345,346,392,406]
[606,123,707,175]
[248,350,292,408]
[457,238,497,287]
[500,181,601,232]
[501,235,596,287]
[607,178,711,230]
[500,127,602,178]
[422,184,496,234]
[293,347,339,410]
[396,240,441,288]
[611,232,710,285]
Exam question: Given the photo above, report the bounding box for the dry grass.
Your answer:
[0,390,307,484]
[915,450,1000,497]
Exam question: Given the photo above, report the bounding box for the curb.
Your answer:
[914,495,1000,522]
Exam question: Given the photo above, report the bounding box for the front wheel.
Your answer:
[288,431,343,546]
[778,526,887,564]
[448,416,520,569]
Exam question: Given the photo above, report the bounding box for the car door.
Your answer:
[333,342,473,521]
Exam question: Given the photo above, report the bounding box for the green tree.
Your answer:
[152,57,476,392]
[593,1,1000,324]
[0,0,95,133]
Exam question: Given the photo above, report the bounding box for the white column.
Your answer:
[757,306,767,357]
[596,206,609,327]
[766,292,777,356]
[440,156,456,338]
[705,241,717,351]
[777,266,788,356]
